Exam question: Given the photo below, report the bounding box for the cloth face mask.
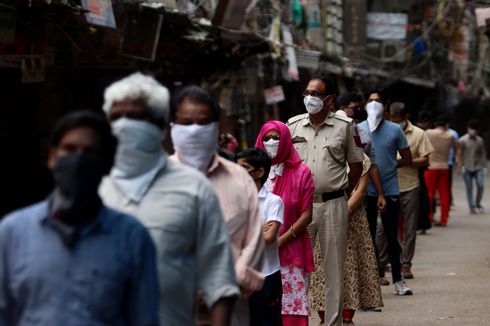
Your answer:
[366,101,384,132]
[111,117,164,178]
[52,153,106,225]
[171,122,219,173]
[396,120,408,130]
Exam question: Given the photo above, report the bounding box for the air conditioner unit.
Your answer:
[380,41,406,63]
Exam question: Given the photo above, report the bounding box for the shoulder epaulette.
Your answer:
[287,113,308,125]
[333,113,353,123]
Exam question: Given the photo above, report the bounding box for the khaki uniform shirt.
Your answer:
[397,121,434,192]
[287,111,364,193]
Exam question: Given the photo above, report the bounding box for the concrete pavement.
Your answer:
[310,171,490,326]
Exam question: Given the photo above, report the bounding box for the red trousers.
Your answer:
[282,315,308,326]
[424,169,450,225]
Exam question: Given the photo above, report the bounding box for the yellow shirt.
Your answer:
[397,121,434,192]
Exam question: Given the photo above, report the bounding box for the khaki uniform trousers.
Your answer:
[308,195,349,326]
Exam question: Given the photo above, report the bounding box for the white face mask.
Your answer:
[171,122,219,173]
[366,101,384,132]
[304,95,324,114]
[263,139,280,159]
[111,117,164,178]
[396,120,407,130]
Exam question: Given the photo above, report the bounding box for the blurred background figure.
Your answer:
[459,119,487,214]
[424,115,461,226]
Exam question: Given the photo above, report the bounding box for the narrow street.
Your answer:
[312,171,490,326]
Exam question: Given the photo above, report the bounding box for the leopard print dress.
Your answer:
[309,155,383,311]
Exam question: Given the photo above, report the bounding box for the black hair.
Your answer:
[468,119,479,130]
[365,84,387,103]
[390,102,408,117]
[418,110,432,122]
[172,85,220,121]
[50,110,117,168]
[310,72,338,97]
[434,114,450,127]
[336,92,361,109]
[235,148,271,186]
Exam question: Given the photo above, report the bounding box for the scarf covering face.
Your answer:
[366,101,384,132]
[255,121,314,272]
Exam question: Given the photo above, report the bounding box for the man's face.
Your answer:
[174,99,214,125]
[417,121,430,130]
[237,158,263,186]
[304,79,334,108]
[344,101,362,119]
[367,93,382,104]
[390,114,405,123]
[237,158,254,174]
[108,99,163,127]
[48,127,100,169]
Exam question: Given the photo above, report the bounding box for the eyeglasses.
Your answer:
[302,90,329,98]
[262,135,280,141]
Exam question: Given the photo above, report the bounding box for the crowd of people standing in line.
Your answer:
[0,71,486,326]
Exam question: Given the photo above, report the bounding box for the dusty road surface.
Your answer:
[310,171,490,326]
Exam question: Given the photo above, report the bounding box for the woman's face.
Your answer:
[262,129,281,160]
[262,130,280,142]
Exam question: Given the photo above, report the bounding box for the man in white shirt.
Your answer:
[99,73,238,326]
[236,148,284,326]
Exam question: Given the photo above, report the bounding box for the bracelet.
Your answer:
[290,226,297,238]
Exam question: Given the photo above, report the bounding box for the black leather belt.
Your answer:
[321,190,346,202]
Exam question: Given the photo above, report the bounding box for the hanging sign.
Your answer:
[367,13,408,40]
[81,0,116,28]
[0,6,16,43]
[264,86,285,105]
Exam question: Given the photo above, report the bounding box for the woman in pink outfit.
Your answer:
[255,121,315,326]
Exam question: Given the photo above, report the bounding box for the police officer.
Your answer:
[288,75,364,326]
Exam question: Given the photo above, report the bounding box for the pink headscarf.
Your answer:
[255,121,314,272]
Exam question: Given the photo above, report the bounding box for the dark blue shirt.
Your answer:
[0,201,159,326]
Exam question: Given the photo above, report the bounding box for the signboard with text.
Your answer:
[367,12,408,40]
[343,0,366,57]
[264,86,285,105]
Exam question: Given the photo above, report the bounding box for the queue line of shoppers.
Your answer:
[0,71,486,326]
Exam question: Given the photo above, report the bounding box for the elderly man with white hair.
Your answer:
[99,72,239,326]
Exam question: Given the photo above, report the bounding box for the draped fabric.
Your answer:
[255,121,315,272]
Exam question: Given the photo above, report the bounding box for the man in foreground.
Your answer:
[99,73,239,326]
[170,85,264,326]
[0,111,159,325]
